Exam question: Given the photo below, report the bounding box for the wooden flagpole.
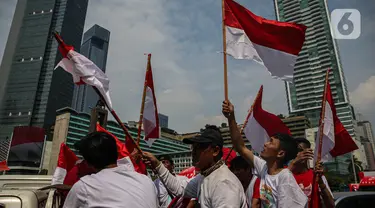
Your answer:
[309,69,330,208]
[136,54,152,145]
[316,69,330,162]
[222,0,229,101]
[225,86,263,162]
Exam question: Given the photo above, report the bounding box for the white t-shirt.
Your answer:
[63,165,158,208]
[253,156,308,208]
[156,163,247,208]
[246,175,258,208]
[155,174,188,208]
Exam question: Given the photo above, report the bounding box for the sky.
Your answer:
[0,0,374,133]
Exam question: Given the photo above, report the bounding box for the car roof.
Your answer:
[333,191,375,200]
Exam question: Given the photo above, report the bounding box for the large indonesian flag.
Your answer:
[53,32,113,110]
[224,0,306,81]
[243,86,291,154]
[142,54,160,147]
[315,82,358,162]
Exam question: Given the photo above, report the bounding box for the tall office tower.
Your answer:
[72,24,110,113]
[158,113,169,128]
[0,0,88,140]
[274,0,355,174]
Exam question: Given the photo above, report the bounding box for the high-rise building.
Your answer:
[358,121,375,150]
[361,137,375,170]
[282,115,311,138]
[72,25,110,113]
[275,0,355,135]
[275,0,355,174]
[0,0,89,140]
[158,113,169,128]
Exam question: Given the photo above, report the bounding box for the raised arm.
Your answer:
[222,100,255,167]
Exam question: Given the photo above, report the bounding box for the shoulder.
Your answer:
[278,168,298,183]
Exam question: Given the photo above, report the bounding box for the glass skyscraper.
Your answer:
[72,24,110,113]
[274,0,355,174]
[0,0,88,140]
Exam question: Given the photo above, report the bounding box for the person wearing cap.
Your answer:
[154,155,188,208]
[143,125,247,208]
[63,132,158,208]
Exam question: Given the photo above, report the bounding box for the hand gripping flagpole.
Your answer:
[225,86,263,163]
[136,54,151,146]
[222,0,229,101]
[309,69,330,208]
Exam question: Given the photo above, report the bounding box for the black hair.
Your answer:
[294,137,311,148]
[75,131,118,170]
[159,155,174,165]
[272,133,298,165]
[229,156,251,171]
[204,125,221,133]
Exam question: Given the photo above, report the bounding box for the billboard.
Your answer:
[8,126,45,167]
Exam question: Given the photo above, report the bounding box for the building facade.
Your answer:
[0,0,89,140]
[48,107,190,174]
[358,121,375,153]
[72,24,110,113]
[275,0,355,136]
[282,115,311,138]
[361,138,375,171]
[274,0,355,174]
[158,113,169,128]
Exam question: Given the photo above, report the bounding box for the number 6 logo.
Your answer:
[331,9,361,39]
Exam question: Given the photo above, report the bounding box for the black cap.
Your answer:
[183,128,223,147]
[158,155,174,165]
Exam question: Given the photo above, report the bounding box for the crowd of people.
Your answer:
[61,100,335,208]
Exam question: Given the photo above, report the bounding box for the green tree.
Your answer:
[346,155,363,183]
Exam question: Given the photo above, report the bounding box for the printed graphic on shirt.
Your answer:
[260,184,274,208]
[298,183,312,197]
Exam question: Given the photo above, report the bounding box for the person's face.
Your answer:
[191,143,220,171]
[161,159,174,172]
[230,167,251,186]
[297,142,309,151]
[260,136,285,161]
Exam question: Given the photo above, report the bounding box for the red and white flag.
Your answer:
[142,54,160,147]
[51,143,79,185]
[96,124,147,175]
[243,86,291,154]
[0,161,10,171]
[53,32,113,110]
[224,0,306,81]
[315,82,358,162]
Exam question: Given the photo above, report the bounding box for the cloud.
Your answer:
[350,76,375,111]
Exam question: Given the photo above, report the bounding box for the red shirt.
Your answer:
[293,169,314,198]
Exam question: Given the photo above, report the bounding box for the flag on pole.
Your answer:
[243,86,291,154]
[142,54,160,147]
[52,143,79,185]
[224,0,306,81]
[96,124,147,175]
[315,82,358,162]
[0,161,9,171]
[53,32,113,110]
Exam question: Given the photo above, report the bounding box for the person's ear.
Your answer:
[277,150,286,160]
[212,146,220,157]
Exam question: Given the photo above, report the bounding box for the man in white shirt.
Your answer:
[223,100,308,208]
[143,125,247,208]
[230,156,261,208]
[63,131,158,208]
[154,155,188,207]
